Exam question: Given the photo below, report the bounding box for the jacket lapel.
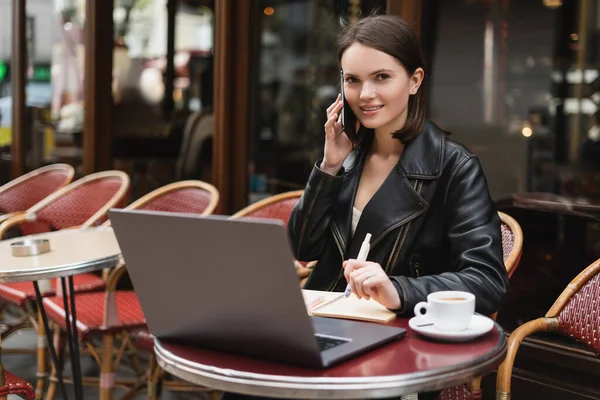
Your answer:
[329,150,362,258]
[348,166,428,259]
[380,122,446,274]
[330,121,446,266]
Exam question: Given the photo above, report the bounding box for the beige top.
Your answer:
[351,207,362,237]
[0,227,121,283]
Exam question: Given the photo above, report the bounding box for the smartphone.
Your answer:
[340,70,360,145]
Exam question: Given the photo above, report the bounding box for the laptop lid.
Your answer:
[109,209,324,367]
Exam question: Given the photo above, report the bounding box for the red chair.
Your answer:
[0,370,35,399]
[231,189,304,224]
[438,211,523,400]
[0,163,74,230]
[0,170,130,397]
[496,257,600,399]
[41,180,219,400]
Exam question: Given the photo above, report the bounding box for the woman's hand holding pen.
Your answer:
[321,94,353,175]
[343,259,401,310]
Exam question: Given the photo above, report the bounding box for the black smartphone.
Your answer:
[340,69,360,145]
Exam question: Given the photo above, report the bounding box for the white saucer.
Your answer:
[408,315,495,342]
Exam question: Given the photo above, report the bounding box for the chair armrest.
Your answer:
[102,260,128,328]
[496,317,558,399]
[0,213,34,239]
[0,212,22,225]
[105,260,128,293]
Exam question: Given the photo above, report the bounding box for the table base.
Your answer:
[34,276,84,400]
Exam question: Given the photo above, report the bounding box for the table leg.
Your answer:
[33,282,69,400]
[59,277,83,400]
[67,276,84,400]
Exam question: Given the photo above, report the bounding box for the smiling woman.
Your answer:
[286,15,508,399]
[293,13,506,320]
[341,48,422,136]
[338,19,427,144]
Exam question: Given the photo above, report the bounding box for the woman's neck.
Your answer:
[371,128,404,158]
[370,111,407,158]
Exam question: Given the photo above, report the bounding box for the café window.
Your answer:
[247,0,386,203]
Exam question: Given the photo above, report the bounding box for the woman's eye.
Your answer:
[345,77,358,84]
[376,74,390,81]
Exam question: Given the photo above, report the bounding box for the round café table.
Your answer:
[0,227,121,400]
[154,318,506,399]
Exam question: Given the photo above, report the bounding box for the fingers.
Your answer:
[352,270,375,299]
[334,99,343,116]
[326,97,343,120]
[326,94,341,115]
[324,97,344,140]
[343,260,383,299]
[324,115,338,138]
[343,259,365,284]
[361,274,383,300]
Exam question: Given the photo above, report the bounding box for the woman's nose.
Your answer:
[360,83,376,100]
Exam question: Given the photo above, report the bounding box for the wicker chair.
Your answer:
[231,190,304,223]
[0,170,130,398]
[0,163,74,231]
[41,180,220,400]
[496,257,600,400]
[232,190,315,281]
[0,370,35,399]
[0,170,130,238]
[436,211,523,400]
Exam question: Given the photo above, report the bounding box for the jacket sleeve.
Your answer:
[288,161,344,261]
[390,156,508,316]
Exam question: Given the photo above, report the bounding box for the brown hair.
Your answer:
[337,15,427,143]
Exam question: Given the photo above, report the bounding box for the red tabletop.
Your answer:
[154,318,506,399]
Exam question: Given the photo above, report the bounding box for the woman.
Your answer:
[289,15,507,317]
[223,14,507,400]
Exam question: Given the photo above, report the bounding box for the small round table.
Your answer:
[0,227,121,400]
[154,318,506,399]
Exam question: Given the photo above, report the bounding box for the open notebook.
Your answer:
[302,289,396,323]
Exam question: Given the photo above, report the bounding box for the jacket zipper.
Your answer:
[385,225,409,274]
[409,254,421,278]
[329,179,424,289]
[385,180,423,274]
[411,263,421,277]
[328,222,346,291]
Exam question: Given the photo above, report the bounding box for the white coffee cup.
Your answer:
[413,291,475,332]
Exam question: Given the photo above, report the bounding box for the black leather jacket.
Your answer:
[288,121,508,316]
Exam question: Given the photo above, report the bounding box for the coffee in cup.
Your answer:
[413,291,475,332]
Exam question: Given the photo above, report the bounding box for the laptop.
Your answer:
[108,209,405,369]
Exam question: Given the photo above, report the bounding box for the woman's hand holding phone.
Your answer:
[321,94,354,176]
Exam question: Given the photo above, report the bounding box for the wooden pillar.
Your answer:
[213,0,253,214]
[387,0,422,35]
[11,0,26,178]
[162,0,176,120]
[83,0,114,174]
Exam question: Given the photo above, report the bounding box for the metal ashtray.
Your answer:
[11,239,51,257]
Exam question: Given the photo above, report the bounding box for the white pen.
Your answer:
[344,232,372,298]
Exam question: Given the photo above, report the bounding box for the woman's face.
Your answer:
[341,43,423,133]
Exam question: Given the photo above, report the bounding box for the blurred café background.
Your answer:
[2,0,600,398]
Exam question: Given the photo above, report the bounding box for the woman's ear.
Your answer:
[410,68,425,95]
